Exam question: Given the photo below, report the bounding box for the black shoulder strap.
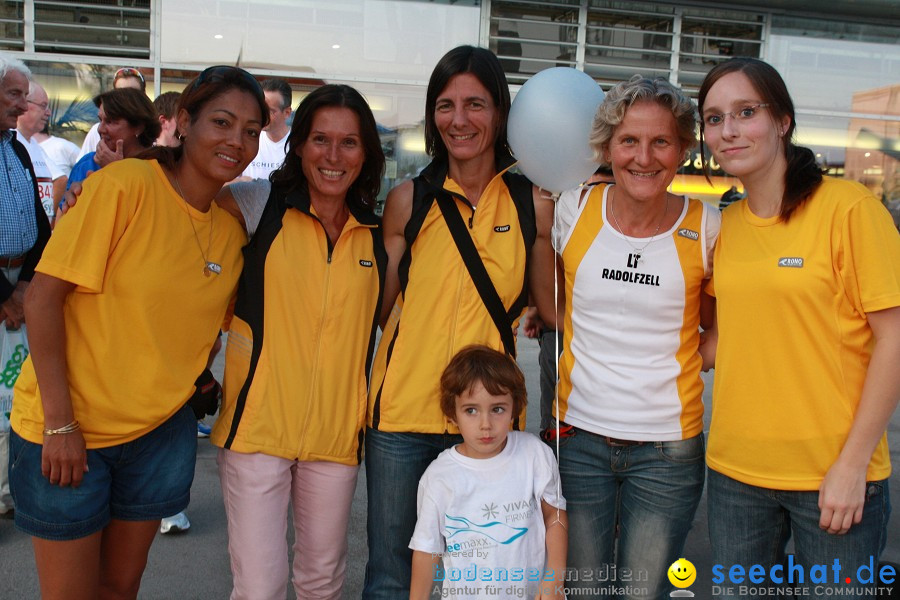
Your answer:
[500,171,535,328]
[434,191,517,358]
[503,171,536,250]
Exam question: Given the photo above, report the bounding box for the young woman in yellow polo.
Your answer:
[8,67,267,600]
[700,58,900,599]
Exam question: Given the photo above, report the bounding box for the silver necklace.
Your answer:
[608,186,669,263]
[172,170,221,277]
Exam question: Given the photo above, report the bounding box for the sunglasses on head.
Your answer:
[194,65,263,96]
[114,67,144,83]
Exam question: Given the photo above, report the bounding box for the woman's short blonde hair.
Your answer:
[589,75,697,164]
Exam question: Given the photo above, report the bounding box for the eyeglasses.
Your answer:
[27,100,49,111]
[114,67,145,83]
[194,65,263,96]
[703,103,769,127]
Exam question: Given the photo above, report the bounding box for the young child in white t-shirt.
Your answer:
[409,345,568,600]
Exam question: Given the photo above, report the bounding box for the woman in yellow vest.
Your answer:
[362,46,547,598]
[211,84,386,600]
[699,57,900,597]
[8,67,267,600]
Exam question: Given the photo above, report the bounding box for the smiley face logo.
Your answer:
[668,558,696,588]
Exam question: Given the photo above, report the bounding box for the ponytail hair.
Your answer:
[699,57,822,221]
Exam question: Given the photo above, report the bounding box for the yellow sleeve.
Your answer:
[839,192,900,315]
[36,167,136,293]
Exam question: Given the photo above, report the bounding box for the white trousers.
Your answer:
[217,449,359,600]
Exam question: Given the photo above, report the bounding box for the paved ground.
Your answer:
[0,332,897,599]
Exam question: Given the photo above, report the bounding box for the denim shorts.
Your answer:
[9,404,196,541]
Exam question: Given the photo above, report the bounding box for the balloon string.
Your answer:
[550,189,562,520]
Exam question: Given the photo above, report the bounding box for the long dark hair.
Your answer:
[699,57,822,222]
[270,84,384,213]
[94,88,160,149]
[140,66,268,171]
[424,45,511,165]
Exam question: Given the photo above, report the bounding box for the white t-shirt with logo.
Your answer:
[17,129,63,220]
[241,130,288,180]
[409,432,565,599]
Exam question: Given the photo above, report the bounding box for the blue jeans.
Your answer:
[362,427,463,600]
[707,469,892,600]
[555,426,705,600]
[538,328,562,430]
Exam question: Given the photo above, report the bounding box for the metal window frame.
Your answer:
[12,0,153,60]
[484,0,771,89]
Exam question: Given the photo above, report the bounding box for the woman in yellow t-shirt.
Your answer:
[8,67,268,600]
[699,57,900,595]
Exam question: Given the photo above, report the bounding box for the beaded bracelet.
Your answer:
[43,420,80,436]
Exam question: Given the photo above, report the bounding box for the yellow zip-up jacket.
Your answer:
[212,184,385,465]
[368,157,534,433]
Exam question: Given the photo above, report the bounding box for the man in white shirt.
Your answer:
[239,78,292,180]
[34,130,79,177]
[16,81,65,220]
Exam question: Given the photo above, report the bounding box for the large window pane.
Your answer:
[0,1,23,51]
[159,0,480,84]
[33,1,151,59]
[489,0,581,84]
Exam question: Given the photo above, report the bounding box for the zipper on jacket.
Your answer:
[295,215,375,458]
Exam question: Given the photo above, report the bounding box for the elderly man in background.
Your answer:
[16,80,66,221]
[0,54,51,517]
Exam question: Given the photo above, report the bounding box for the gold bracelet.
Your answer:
[43,420,80,436]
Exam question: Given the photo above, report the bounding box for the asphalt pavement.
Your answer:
[0,332,897,599]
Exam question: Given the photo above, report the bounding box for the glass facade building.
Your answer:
[2,0,898,210]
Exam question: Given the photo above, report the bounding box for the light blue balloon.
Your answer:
[508,68,605,194]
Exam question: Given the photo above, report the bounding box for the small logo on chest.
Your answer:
[494,225,511,233]
[677,228,699,241]
[778,257,804,268]
[359,259,373,268]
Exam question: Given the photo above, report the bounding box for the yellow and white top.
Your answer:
[553,183,719,441]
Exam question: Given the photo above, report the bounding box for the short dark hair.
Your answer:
[698,57,822,222]
[270,84,384,212]
[94,88,160,148]
[262,78,292,110]
[153,91,181,120]
[440,345,527,421]
[424,45,511,164]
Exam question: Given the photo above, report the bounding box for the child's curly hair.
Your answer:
[439,345,527,420]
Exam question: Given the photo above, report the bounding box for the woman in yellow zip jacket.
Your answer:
[210,84,386,600]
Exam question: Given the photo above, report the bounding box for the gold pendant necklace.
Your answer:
[172,169,221,277]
